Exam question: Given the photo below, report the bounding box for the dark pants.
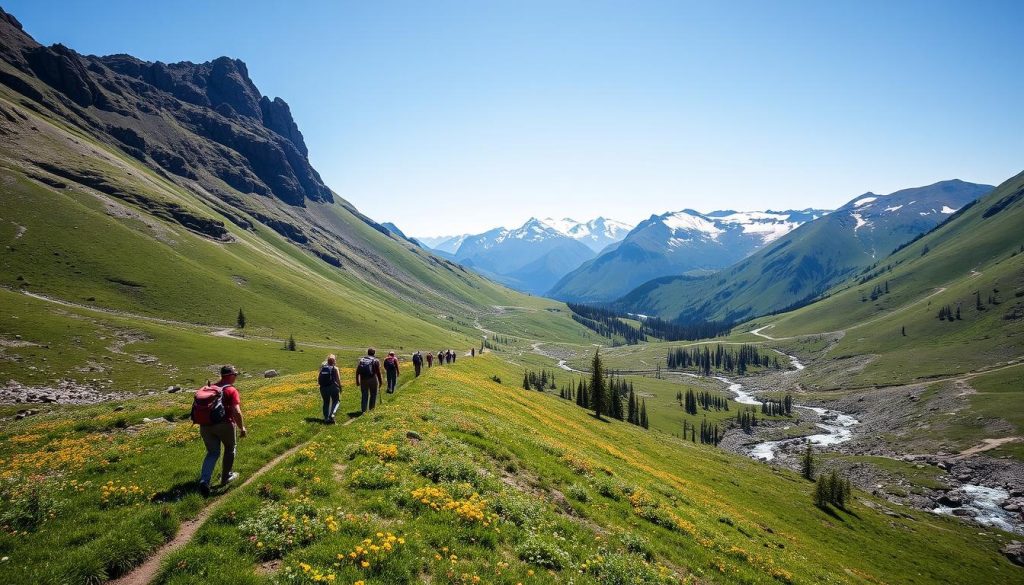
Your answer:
[199,422,235,485]
[320,386,340,420]
[386,369,397,393]
[414,363,421,376]
[360,378,379,412]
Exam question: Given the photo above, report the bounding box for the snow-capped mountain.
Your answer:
[539,217,634,252]
[615,179,994,323]
[548,208,828,303]
[416,234,472,254]
[451,218,595,295]
[414,217,632,295]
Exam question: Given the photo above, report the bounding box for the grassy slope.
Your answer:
[745,169,1024,387]
[1,357,1017,584]
[0,92,594,393]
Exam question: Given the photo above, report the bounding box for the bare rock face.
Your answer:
[1002,541,1024,567]
[264,369,278,378]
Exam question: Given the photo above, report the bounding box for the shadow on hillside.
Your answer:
[589,414,612,424]
[303,417,327,424]
[819,505,860,522]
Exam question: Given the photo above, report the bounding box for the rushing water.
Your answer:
[931,485,1023,534]
[708,353,860,461]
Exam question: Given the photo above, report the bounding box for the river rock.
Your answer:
[264,369,278,378]
[1002,541,1024,567]
[167,385,181,393]
[951,508,975,517]
[938,495,963,507]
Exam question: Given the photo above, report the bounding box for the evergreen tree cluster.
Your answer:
[813,471,852,510]
[522,369,557,391]
[665,344,780,375]
[862,280,890,302]
[801,443,815,480]
[699,417,722,446]
[285,334,296,351]
[735,407,759,433]
[566,303,733,344]
[484,335,515,351]
[936,304,962,321]
[559,352,649,429]
[681,389,729,415]
[760,394,793,416]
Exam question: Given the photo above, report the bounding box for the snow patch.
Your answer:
[662,212,724,238]
[941,205,958,214]
[851,213,868,231]
[884,205,904,213]
[853,197,877,207]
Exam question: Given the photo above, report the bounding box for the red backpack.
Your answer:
[191,383,227,425]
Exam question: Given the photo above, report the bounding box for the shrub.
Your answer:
[619,531,653,560]
[583,550,671,584]
[238,497,337,559]
[566,482,590,503]
[0,477,62,531]
[516,533,571,570]
[491,490,544,526]
[412,451,478,484]
[349,461,400,489]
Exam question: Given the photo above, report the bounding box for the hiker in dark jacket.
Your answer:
[437,350,446,365]
[412,351,423,376]
[356,348,383,413]
[197,365,247,497]
[318,354,342,424]
[383,351,400,394]
[451,349,457,363]
[426,352,434,368]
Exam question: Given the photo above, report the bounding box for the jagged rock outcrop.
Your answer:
[0,7,331,208]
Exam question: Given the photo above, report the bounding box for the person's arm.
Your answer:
[234,405,247,437]
[333,367,342,388]
[355,362,361,386]
[374,360,383,384]
[395,360,400,375]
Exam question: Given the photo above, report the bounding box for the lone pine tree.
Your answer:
[590,349,606,420]
[237,307,246,329]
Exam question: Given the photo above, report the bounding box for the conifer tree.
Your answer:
[287,334,296,351]
[611,378,624,420]
[523,372,531,390]
[237,308,246,329]
[640,400,649,429]
[801,443,815,480]
[590,349,606,419]
[627,388,637,424]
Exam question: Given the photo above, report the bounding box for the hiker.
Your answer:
[317,354,342,424]
[471,348,475,358]
[383,351,400,394]
[451,349,457,363]
[437,349,445,365]
[426,352,434,368]
[412,351,423,376]
[194,365,247,497]
[356,348,383,413]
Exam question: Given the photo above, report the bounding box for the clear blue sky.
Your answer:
[8,0,1023,236]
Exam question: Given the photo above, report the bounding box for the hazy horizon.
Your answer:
[7,0,1022,235]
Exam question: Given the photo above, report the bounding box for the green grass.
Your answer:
[2,357,1015,584]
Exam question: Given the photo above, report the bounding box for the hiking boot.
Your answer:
[198,481,211,497]
[220,472,238,486]
[327,417,336,425]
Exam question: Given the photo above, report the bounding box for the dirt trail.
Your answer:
[108,438,313,585]
[956,436,1021,459]
[750,286,949,341]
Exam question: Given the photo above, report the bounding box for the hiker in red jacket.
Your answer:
[356,348,383,413]
[196,365,247,497]
[426,352,434,367]
[383,351,400,394]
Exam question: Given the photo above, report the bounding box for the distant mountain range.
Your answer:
[614,179,993,323]
[414,217,633,295]
[548,208,829,302]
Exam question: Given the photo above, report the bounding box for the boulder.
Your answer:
[937,494,963,507]
[1002,541,1024,567]
[167,385,181,393]
[264,369,278,378]
[406,430,422,441]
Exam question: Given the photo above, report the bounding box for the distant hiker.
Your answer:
[317,354,342,424]
[193,365,247,497]
[412,351,423,376]
[383,351,400,394]
[451,349,457,363]
[356,348,383,413]
[437,350,446,365]
[471,348,475,358]
[426,352,434,368]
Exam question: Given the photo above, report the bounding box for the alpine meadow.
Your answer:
[0,3,1022,585]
